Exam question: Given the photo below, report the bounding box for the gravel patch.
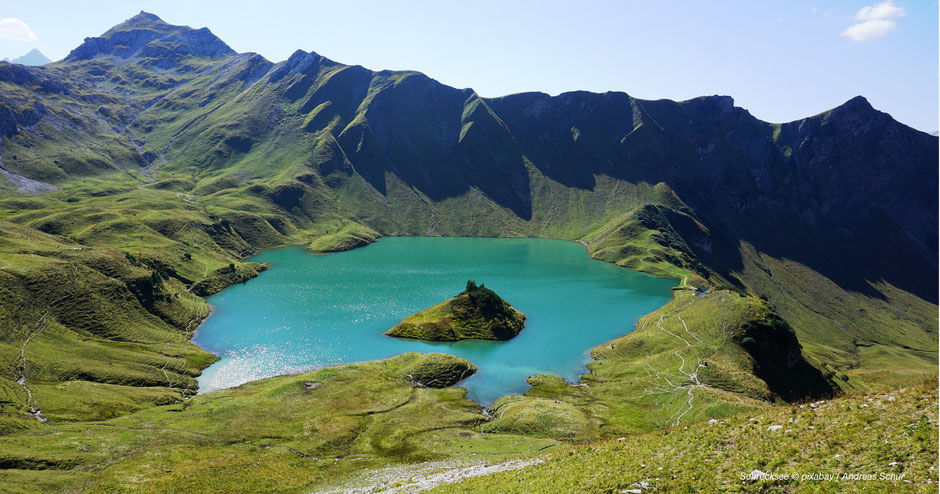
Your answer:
[316,457,543,494]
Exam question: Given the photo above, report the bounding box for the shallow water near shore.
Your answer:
[193,237,675,404]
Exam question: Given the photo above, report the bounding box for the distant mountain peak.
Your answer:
[6,48,51,66]
[64,11,234,66]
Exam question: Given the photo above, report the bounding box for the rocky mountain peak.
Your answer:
[130,11,162,23]
[269,49,336,82]
[64,11,234,66]
[822,95,886,132]
[108,11,165,31]
[830,95,881,118]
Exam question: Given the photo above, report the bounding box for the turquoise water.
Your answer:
[193,237,675,404]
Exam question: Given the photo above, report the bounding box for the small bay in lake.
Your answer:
[193,237,675,404]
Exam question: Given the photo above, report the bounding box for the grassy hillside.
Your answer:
[438,379,939,493]
[0,179,302,433]
[732,241,938,392]
[480,289,832,441]
[0,286,932,493]
[0,353,558,493]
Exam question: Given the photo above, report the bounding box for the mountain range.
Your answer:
[0,12,935,491]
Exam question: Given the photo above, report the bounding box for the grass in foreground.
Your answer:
[0,353,557,493]
[437,379,939,493]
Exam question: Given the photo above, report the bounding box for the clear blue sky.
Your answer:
[2,1,937,131]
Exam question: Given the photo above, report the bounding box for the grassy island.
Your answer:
[386,281,526,341]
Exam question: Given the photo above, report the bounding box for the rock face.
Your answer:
[386,281,526,341]
[401,353,477,388]
[733,311,834,401]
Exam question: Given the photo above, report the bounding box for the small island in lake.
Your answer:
[386,280,526,341]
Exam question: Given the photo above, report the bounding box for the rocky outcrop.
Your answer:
[387,281,526,341]
[401,353,477,388]
[733,312,834,402]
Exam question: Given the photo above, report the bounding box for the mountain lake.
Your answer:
[193,237,675,404]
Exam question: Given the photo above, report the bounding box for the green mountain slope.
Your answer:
[437,379,938,493]
[480,289,833,441]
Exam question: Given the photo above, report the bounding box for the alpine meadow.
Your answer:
[0,10,936,493]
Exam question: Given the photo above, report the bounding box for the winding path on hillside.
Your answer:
[631,294,730,427]
[15,262,80,423]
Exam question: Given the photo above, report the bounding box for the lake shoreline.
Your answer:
[191,236,680,407]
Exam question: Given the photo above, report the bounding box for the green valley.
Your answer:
[0,10,935,493]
